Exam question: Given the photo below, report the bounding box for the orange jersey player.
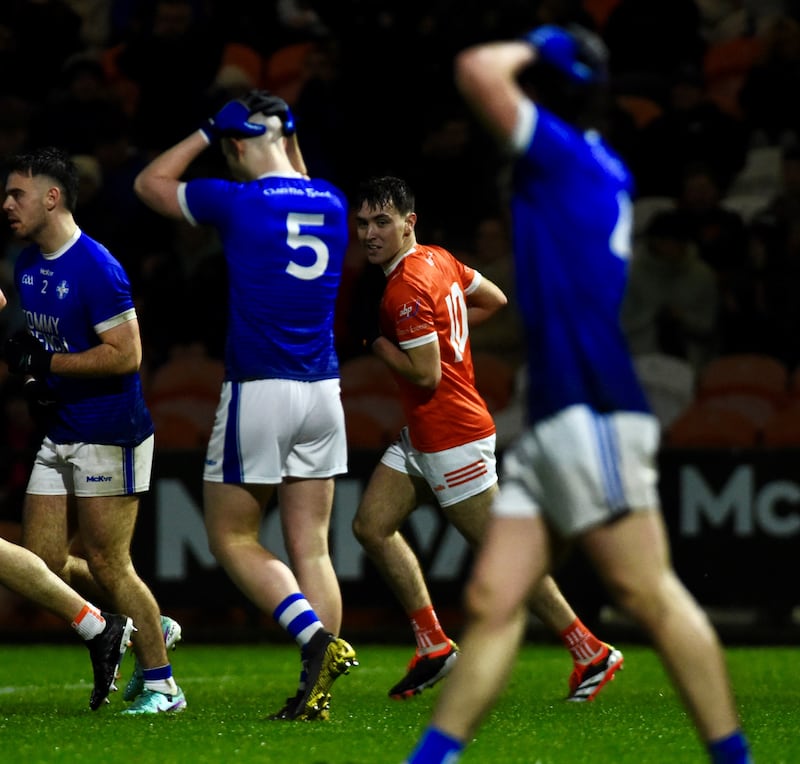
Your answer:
[380,242,495,453]
[352,176,623,703]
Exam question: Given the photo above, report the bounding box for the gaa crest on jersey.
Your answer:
[56,280,70,299]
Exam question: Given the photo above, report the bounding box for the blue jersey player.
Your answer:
[2,146,185,714]
[134,90,356,720]
[405,25,752,764]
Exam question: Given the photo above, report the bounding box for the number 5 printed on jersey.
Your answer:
[285,212,329,280]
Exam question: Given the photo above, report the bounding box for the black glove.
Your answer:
[23,377,57,430]
[4,330,53,376]
[240,90,296,136]
[200,98,267,143]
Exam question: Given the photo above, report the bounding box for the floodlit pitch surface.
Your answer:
[0,643,792,763]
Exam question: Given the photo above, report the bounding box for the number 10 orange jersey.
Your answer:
[380,244,496,453]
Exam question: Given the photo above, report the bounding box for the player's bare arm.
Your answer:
[467,276,507,327]
[455,41,535,142]
[49,319,142,377]
[373,336,441,390]
[134,131,208,220]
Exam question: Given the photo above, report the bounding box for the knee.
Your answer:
[605,570,676,628]
[463,574,514,626]
[351,508,382,550]
[205,528,230,564]
[84,548,128,588]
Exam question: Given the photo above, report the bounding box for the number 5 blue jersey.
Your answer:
[511,102,650,423]
[180,173,348,382]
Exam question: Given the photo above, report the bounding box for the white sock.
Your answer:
[72,604,105,640]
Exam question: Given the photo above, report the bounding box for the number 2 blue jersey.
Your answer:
[14,229,154,446]
[511,102,650,423]
[180,173,348,382]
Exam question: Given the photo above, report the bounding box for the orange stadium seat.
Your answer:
[151,410,209,450]
[696,354,789,404]
[666,400,759,448]
[703,393,777,430]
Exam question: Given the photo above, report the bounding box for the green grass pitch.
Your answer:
[0,641,793,763]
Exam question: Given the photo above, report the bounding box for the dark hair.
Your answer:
[6,147,79,213]
[353,176,415,215]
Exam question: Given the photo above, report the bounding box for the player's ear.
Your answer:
[405,212,417,233]
[45,185,59,211]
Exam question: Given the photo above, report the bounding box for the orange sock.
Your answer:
[560,618,605,665]
[409,605,449,656]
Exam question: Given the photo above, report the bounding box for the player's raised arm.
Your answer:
[455,40,535,143]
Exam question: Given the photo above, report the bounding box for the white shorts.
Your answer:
[381,427,497,508]
[204,378,348,484]
[27,435,154,497]
[493,404,660,536]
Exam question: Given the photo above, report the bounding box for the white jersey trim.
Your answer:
[465,270,482,295]
[510,99,537,155]
[42,227,81,259]
[399,331,438,350]
[177,182,197,226]
[95,307,137,335]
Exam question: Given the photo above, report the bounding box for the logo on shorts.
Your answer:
[85,474,113,482]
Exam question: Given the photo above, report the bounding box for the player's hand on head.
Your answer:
[523,25,595,84]
[4,330,53,376]
[201,99,267,143]
[241,90,296,136]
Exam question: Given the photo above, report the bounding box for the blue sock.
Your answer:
[708,730,751,764]
[406,727,464,764]
[273,593,324,648]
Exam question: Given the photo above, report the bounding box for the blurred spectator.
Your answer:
[109,0,224,150]
[290,36,350,184]
[0,0,83,104]
[405,105,504,249]
[82,111,174,273]
[0,96,31,161]
[633,63,749,195]
[28,53,127,155]
[720,210,800,365]
[760,143,800,229]
[696,0,786,43]
[738,14,800,145]
[462,214,525,368]
[675,161,749,281]
[621,210,720,373]
[603,0,706,85]
[63,0,113,50]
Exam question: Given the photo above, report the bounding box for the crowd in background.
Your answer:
[1,0,800,513]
